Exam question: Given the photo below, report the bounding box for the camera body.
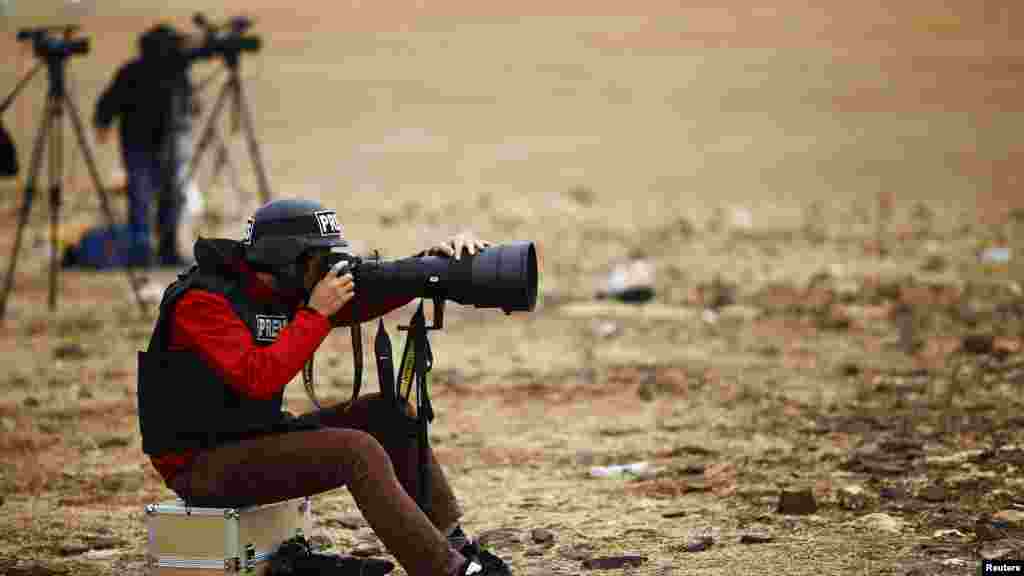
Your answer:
[185,33,261,63]
[16,28,90,60]
[185,13,261,64]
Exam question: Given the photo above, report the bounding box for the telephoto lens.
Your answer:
[325,241,538,326]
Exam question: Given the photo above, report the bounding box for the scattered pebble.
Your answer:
[58,544,91,557]
[53,342,88,361]
[683,535,714,552]
[777,488,817,515]
[963,333,996,355]
[530,528,555,544]
[739,533,774,545]
[838,485,870,511]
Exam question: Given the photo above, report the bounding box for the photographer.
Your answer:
[94,23,196,267]
[138,198,512,576]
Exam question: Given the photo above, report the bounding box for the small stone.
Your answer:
[23,396,40,408]
[921,254,948,273]
[58,543,91,556]
[530,528,555,544]
[777,488,818,515]
[739,533,773,544]
[684,536,714,552]
[54,342,89,361]
[837,362,861,378]
[77,387,94,400]
[595,321,620,339]
[918,485,947,503]
[963,333,996,355]
[838,485,870,511]
[0,418,14,433]
[582,555,647,570]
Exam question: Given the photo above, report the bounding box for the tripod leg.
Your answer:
[0,99,52,321]
[231,76,273,203]
[62,93,149,317]
[210,129,247,220]
[48,96,63,311]
[182,80,233,195]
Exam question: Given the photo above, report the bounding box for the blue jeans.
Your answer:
[122,143,182,266]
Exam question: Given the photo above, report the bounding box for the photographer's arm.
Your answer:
[93,65,132,140]
[170,291,332,401]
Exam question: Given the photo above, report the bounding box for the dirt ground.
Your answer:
[2,3,1024,576]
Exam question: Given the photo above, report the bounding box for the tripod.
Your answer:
[176,46,272,226]
[0,34,147,321]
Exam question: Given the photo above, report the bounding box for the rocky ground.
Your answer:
[1,194,1024,576]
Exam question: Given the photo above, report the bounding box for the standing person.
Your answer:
[137,198,514,576]
[94,23,195,267]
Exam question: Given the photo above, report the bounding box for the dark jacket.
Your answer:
[94,56,195,155]
[137,238,318,456]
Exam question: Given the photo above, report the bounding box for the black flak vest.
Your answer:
[137,264,318,456]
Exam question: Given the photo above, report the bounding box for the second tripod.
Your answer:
[0,27,147,321]
[176,13,272,220]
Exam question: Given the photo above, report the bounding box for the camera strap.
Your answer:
[301,300,364,410]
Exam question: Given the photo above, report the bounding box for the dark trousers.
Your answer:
[170,394,466,576]
[122,143,182,266]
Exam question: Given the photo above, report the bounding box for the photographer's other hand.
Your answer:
[427,231,491,261]
[308,273,355,318]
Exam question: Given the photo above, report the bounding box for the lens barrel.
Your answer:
[332,241,538,315]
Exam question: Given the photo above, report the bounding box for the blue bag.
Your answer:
[62,224,150,269]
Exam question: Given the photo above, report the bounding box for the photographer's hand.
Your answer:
[308,273,355,318]
[427,231,491,261]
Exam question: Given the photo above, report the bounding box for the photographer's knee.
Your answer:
[333,429,393,484]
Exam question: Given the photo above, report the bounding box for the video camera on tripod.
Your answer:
[16,26,90,60]
[174,14,261,66]
[0,24,149,319]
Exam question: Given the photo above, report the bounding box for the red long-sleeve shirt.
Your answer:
[151,263,412,485]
